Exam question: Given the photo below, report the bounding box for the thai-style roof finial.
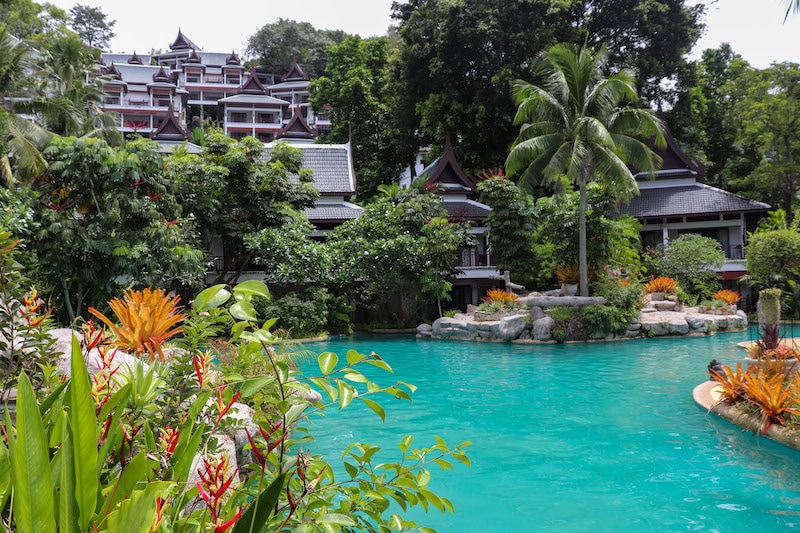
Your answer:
[127,50,142,65]
[226,50,240,65]
[152,65,170,83]
[186,48,201,63]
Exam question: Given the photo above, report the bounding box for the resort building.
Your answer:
[618,127,770,282]
[96,30,329,143]
[402,137,501,308]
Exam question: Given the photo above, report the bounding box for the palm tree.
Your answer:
[505,43,665,296]
[785,1,799,21]
[0,27,51,185]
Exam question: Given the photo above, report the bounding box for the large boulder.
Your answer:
[416,323,433,337]
[432,317,475,339]
[499,315,526,341]
[532,317,555,341]
[51,328,149,379]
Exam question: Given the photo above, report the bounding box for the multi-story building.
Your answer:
[96,30,329,143]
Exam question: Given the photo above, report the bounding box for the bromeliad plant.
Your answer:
[709,360,800,433]
[0,280,470,532]
[643,276,678,294]
[89,287,186,362]
[712,289,741,306]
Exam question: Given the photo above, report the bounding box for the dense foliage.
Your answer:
[0,276,470,531]
[310,35,405,198]
[245,19,346,78]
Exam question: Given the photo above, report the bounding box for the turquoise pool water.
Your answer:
[301,332,800,531]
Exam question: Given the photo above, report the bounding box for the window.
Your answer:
[231,112,247,123]
[186,74,200,83]
[230,131,246,140]
[257,113,275,124]
[227,76,240,85]
[257,132,273,142]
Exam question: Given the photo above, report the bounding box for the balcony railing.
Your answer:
[726,244,744,260]
[458,249,493,268]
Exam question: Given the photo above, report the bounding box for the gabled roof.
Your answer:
[419,136,478,193]
[634,116,705,182]
[278,108,316,140]
[185,49,202,64]
[239,66,268,95]
[618,184,770,219]
[103,62,122,79]
[218,94,289,106]
[281,58,308,82]
[226,50,240,65]
[263,143,356,195]
[304,201,363,223]
[150,104,188,141]
[169,29,200,51]
[441,198,492,220]
[152,66,170,83]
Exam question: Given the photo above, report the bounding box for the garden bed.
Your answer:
[693,380,800,451]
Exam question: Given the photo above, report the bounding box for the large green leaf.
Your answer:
[67,335,99,532]
[0,431,10,514]
[230,301,257,322]
[233,280,270,300]
[99,452,149,518]
[193,284,231,310]
[105,482,173,533]
[55,412,78,533]
[7,372,56,533]
[232,473,286,533]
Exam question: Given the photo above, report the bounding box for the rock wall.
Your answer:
[421,306,748,343]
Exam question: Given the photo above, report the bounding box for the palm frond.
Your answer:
[593,145,639,201]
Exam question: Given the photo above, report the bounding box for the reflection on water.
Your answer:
[301,332,800,531]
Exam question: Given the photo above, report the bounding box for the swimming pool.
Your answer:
[302,332,800,531]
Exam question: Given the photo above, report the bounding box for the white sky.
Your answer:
[46,0,800,69]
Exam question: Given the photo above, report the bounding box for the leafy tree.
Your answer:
[310,35,404,198]
[246,18,347,78]
[27,136,205,322]
[746,227,800,283]
[506,43,664,296]
[325,185,470,322]
[390,0,702,173]
[68,3,116,50]
[657,234,725,300]
[166,134,318,283]
[0,0,70,46]
[668,44,756,189]
[727,62,800,221]
[477,176,540,287]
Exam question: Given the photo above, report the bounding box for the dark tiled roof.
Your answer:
[619,184,770,218]
[304,202,363,222]
[262,144,354,194]
[441,199,491,220]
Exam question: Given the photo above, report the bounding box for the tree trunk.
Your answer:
[578,171,589,297]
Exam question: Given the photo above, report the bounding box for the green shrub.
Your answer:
[444,309,460,318]
[254,287,352,338]
[552,329,567,343]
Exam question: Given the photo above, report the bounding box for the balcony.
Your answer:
[458,249,493,268]
[726,244,744,260]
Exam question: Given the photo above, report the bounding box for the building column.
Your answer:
[662,218,669,247]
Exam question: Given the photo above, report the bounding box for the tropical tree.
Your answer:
[505,43,664,296]
[0,27,51,185]
[68,4,116,50]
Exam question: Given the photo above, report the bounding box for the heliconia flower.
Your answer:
[159,425,180,459]
[214,508,243,533]
[213,387,241,430]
